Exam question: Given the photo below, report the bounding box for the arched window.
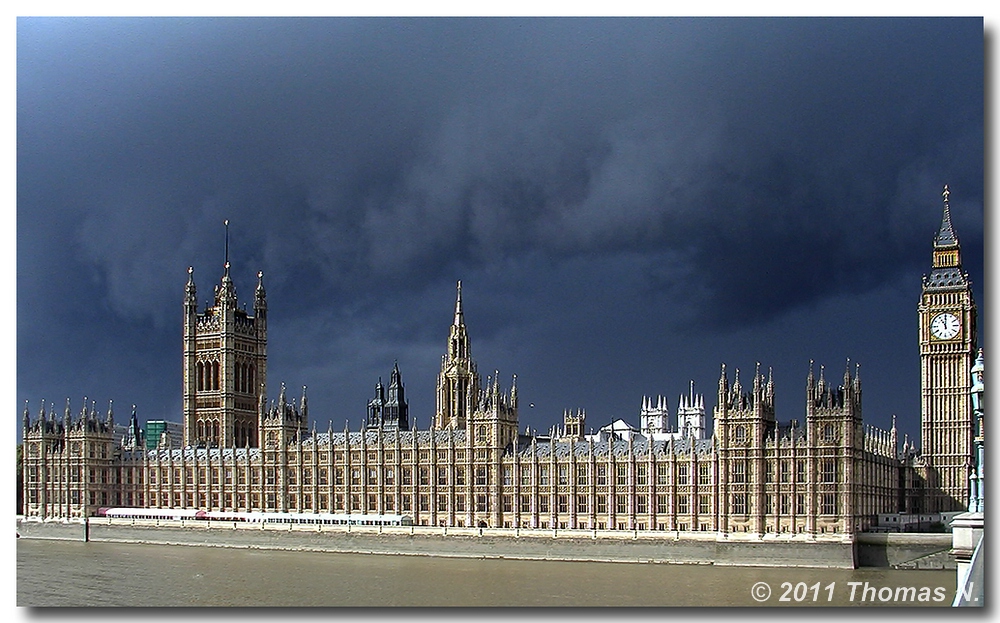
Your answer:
[822,423,836,442]
[197,421,205,443]
[196,362,204,391]
[249,365,255,394]
[213,361,220,391]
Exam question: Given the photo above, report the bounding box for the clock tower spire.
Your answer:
[918,185,978,512]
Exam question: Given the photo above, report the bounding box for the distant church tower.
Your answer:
[918,186,978,512]
[435,281,480,430]
[639,395,670,436]
[183,222,267,448]
[677,381,706,440]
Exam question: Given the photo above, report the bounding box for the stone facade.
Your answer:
[21,189,977,536]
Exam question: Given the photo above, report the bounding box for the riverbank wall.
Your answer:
[16,517,954,569]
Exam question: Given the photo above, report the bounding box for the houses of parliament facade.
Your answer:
[21,188,979,536]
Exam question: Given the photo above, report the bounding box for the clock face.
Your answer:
[930,312,961,340]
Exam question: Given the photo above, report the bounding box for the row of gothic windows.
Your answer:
[195,361,257,394]
[196,420,220,446]
[193,420,256,447]
[234,422,256,448]
[236,362,256,395]
[196,361,220,391]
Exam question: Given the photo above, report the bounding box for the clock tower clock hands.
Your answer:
[931,312,961,340]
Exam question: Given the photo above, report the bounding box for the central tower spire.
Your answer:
[435,280,479,430]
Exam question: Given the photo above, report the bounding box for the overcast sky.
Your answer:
[16,17,984,447]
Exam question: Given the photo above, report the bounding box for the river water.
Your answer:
[17,538,956,607]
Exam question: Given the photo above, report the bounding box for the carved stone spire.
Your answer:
[454,280,464,326]
[185,266,198,311]
[890,414,898,451]
[255,270,267,312]
[717,363,729,410]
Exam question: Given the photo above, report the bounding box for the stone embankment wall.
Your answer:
[17,518,88,541]
[17,518,952,569]
[855,532,955,569]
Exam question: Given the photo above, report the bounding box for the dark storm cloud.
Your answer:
[17,17,984,439]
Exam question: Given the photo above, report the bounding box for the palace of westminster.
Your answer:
[21,188,983,536]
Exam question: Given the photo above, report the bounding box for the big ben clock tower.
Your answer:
[918,185,978,512]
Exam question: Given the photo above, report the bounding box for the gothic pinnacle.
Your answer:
[454,280,464,326]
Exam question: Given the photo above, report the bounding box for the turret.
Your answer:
[383,362,410,430]
[510,374,517,409]
[388,361,405,406]
[890,414,898,453]
[124,404,143,450]
[255,271,267,317]
[185,266,198,315]
[368,377,386,429]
